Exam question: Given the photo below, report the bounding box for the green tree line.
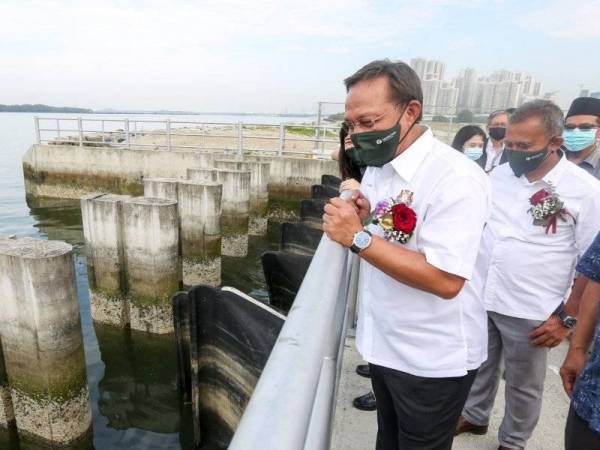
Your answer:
[0,104,92,113]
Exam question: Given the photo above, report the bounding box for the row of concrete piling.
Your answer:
[81,160,271,334]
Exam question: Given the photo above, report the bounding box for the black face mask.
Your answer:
[505,145,550,178]
[489,127,506,141]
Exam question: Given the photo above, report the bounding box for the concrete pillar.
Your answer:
[142,177,179,202]
[144,178,223,287]
[178,180,222,286]
[0,238,92,446]
[0,236,15,433]
[188,168,248,257]
[191,168,250,257]
[0,340,15,437]
[122,197,181,334]
[214,160,270,236]
[81,193,130,328]
[187,168,216,183]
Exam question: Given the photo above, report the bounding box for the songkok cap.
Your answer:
[566,97,600,118]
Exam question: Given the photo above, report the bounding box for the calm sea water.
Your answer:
[0,112,303,450]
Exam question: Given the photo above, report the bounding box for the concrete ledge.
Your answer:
[23,144,338,201]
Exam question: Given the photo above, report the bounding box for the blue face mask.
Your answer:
[463,146,483,161]
[563,128,597,152]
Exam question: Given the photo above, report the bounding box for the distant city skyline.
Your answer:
[410,57,559,116]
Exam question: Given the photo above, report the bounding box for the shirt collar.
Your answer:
[521,151,567,187]
[582,145,600,169]
[389,127,434,182]
[486,139,504,153]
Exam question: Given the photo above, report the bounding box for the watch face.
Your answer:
[564,317,577,329]
[354,231,371,249]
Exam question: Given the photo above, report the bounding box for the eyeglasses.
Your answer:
[346,108,398,132]
[564,124,598,131]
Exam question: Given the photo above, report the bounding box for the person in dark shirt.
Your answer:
[563,97,600,180]
[560,232,600,449]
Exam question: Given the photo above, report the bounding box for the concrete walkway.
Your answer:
[332,336,570,450]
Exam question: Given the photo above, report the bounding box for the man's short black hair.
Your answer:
[344,59,423,122]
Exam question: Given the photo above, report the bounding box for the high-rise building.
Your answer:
[456,68,477,111]
[410,58,427,80]
[425,60,445,81]
[410,57,550,115]
[411,58,446,114]
[437,81,459,115]
[422,74,441,114]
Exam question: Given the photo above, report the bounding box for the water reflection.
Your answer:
[95,324,180,433]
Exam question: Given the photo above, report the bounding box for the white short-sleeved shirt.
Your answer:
[356,128,491,378]
[473,154,600,320]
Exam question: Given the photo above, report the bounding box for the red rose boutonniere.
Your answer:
[528,183,575,234]
[372,190,417,243]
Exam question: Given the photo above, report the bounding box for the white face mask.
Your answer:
[463,146,484,161]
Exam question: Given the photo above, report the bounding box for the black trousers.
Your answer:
[565,405,600,450]
[369,364,478,450]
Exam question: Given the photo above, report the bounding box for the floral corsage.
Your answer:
[528,184,575,234]
[371,190,417,243]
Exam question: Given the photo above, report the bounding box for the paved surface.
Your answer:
[331,336,570,450]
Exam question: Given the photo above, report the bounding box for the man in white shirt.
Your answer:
[457,100,600,450]
[322,59,490,450]
[477,109,511,173]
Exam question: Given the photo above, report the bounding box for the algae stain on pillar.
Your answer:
[122,197,181,334]
[81,193,131,328]
[187,168,250,257]
[144,178,223,287]
[0,238,92,446]
[178,180,222,287]
[214,160,270,236]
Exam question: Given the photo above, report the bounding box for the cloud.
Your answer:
[520,1,600,39]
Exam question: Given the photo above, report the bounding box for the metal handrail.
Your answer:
[229,232,357,450]
[33,116,341,156]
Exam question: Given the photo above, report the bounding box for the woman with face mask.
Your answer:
[451,125,487,164]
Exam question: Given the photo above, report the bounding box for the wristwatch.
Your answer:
[557,309,577,329]
[350,229,372,254]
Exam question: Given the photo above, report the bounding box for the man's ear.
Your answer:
[550,135,564,152]
[405,100,422,122]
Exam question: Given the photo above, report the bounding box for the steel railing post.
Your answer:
[78,117,83,147]
[125,118,130,149]
[314,102,322,152]
[34,116,41,144]
[237,122,243,156]
[278,123,284,156]
[447,112,454,144]
[166,119,172,151]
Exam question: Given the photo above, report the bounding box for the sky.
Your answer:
[1,0,599,114]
